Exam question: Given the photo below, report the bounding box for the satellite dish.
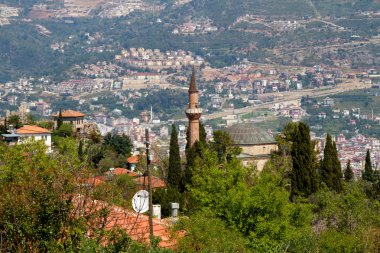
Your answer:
[132,190,149,213]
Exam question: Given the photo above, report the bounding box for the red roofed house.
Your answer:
[53,110,85,133]
[14,125,52,152]
[105,168,139,178]
[127,155,139,171]
[72,195,180,249]
[134,176,166,189]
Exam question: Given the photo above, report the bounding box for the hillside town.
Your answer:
[0,4,19,25]
[115,47,205,70]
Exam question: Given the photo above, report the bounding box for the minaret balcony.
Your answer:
[186,108,203,114]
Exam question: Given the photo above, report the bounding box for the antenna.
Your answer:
[145,128,154,242]
[132,190,149,213]
[150,106,153,123]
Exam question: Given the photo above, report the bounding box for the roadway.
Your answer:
[198,80,371,121]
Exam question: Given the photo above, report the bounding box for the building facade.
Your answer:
[2,125,52,153]
[53,110,85,133]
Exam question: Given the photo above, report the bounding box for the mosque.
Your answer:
[185,68,277,171]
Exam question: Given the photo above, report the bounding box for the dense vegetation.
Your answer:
[1,121,380,251]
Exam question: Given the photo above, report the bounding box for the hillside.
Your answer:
[164,0,316,26]
[162,0,380,25]
[0,0,379,82]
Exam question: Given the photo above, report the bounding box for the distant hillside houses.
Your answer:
[313,133,380,179]
[115,47,204,70]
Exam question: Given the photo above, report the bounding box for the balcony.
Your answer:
[186,108,202,114]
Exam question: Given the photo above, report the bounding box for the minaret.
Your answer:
[186,68,202,147]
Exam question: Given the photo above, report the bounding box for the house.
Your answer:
[318,112,327,119]
[322,97,334,107]
[53,110,85,133]
[2,125,52,152]
[127,156,140,171]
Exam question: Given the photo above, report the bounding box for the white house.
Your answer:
[16,125,52,153]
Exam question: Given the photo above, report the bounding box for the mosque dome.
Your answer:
[225,123,276,145]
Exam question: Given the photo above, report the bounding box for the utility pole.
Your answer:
[145,128,154,242]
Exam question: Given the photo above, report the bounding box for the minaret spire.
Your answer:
[185,67,202,147]
[189,66,197,92]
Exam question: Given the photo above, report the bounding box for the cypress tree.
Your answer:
[332,141,343,191]
[199,122,207,147]
[344,160,354,182]
[320,134,342,192]
[57,109,63,129]
[78,140,84,162]
[362,149,374,182]
[167,124,182,188]
[291,122,318,199]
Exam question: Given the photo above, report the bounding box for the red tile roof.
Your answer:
[72,195,180,249]
[105,168,139,177]
[127,155,139,164]
[54,110,85,118]
[16,125,51,134]
[134,176,166,189]
[78,177,105,187]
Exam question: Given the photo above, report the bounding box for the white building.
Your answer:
[2,125,52,152]
[16,125,52,153]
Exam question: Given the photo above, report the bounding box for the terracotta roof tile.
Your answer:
[72,195,180,249]
[16,125,51,134]
[127,155,139,164]
[54,110,85,118]
[105,168,139,177]
[134,176,166,189]
[78,177,105,187]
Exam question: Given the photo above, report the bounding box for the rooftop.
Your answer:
[225,123,276,145]
[134,176,166,189]
[105,168,139,177]
[16,125,51,134]
[54,110,85,118]
[127,155,139,164]
[72,195,180,249]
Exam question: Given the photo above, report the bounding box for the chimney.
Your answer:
[153,204,161,220]
[170,202,179,218]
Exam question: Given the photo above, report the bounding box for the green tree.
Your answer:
[88,129,102,144]
[176,213,249,253]
[183,141,204,190]
[199,121,207,147]
[188,148,313,252]
[183,122,209,191]
[8,114,22,129]
[53,123,73,138]
[167,124,182,188]
[103,133,132,157]
[211,130,241,163]
[275,122,298,156]
[0,140,171,252]
[290,122,318,199]
[311,182,380,251]
[320,134,342,192]
[26,114,36,125]
[57,108,63,129]
[0,118,6,134]
[78,139,84,162]
[152,187,182,218]
[362,149,374,182]
[344,160,354,182]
